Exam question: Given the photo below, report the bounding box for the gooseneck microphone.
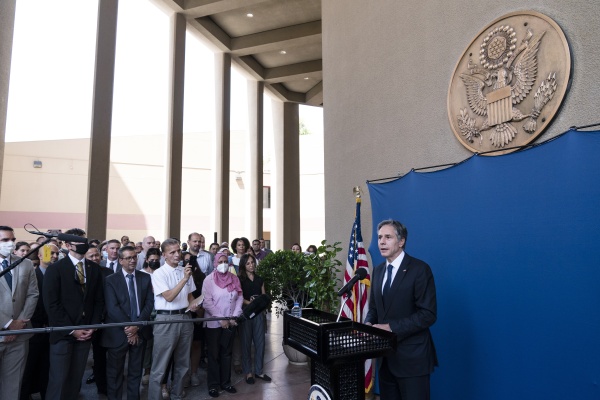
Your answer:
[337,268,368,297]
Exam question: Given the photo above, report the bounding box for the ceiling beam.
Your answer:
[189,16,231,51]
[264,60,322,83]
[235,55,265,81]
[305,81,323,106]
[265,83,306,103]
[231,21,321,56]
[183,0,270,17]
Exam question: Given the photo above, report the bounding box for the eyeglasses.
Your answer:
[120,256,138,261]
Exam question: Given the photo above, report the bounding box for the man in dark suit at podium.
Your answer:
[102,245,153,400]
[365,220,437,400]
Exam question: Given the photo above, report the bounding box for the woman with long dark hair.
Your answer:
[238,254,271,384]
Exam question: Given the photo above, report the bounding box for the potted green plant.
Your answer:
[257,249,311,364]
[256,241,343,364]
[303,240,343,314]
[257,249,310,318]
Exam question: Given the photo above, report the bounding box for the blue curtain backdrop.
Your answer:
[367,129,600,399]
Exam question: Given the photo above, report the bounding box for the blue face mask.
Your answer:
[102,251,108,259]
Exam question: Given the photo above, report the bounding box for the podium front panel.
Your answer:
[284,309,396,364]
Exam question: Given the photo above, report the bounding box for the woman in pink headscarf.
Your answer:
[202,252,243,397]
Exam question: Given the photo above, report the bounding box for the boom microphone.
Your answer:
[29,230,88,244]
[337,268,368,297]
[236,294,270,323]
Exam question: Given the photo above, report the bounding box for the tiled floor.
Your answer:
[72,311,313,400]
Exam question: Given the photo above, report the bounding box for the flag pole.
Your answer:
[352,186,361,320]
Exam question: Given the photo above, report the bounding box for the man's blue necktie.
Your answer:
[127,274,138,321]
[2,259,12,291]
[382,264,393,304]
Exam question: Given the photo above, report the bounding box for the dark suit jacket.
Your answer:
[43,256,105,344]
[101,270,154,348]
[365,253,438,377]
[29,267,49,344]
[100,259,122,274]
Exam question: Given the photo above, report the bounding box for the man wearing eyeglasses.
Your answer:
[43,228,104,400]
[102,246,153,400]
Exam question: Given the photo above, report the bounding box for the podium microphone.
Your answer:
[337,268,368,297]
[236,294,270,323]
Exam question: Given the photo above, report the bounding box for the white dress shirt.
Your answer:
[382,251,405,292]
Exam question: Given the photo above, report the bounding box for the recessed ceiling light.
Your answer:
[304,77,309,80]
[246,13,253,18]
[279,50,287,55]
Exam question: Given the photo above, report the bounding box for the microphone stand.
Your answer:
[0,237,53,279]
[336,286,356,322]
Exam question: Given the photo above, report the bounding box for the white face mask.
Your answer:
[0,241,15,258]
[217,262,229,274]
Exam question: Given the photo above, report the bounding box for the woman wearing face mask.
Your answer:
[238,254,271,384]
[202,252,243,398]
[141,248,161,275]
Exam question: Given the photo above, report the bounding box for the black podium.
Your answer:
[283,309,397,400]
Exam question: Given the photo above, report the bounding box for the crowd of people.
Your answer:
[0,225,292,400]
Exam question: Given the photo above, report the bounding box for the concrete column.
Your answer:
[272,100,300,250]
[247,80,264,239]
[164,13,186,240]
[214,53,231,242]
[86,0,119,240]
[0,0,17,198]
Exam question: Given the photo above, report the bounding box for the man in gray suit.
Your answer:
[0,225,39,398]
[100,239,122,273]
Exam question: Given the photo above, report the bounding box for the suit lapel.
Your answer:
[374,263,385,313]
[119,273,134,319]
[84,262,93,297]
[392,254,411,289]
[8,255,18,295]
[0,261,10,293]
[134,273,144,309]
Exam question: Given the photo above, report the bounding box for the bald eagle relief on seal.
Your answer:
[457,26,557,148]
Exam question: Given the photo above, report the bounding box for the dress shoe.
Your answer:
[222,385,237,394]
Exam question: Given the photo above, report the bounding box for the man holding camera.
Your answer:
[148,239,199,400]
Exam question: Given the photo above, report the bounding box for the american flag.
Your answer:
[341,198,373,391]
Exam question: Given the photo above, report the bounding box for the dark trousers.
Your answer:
[240,312,266,375]
[92,333,108,394]
[106,339,146,400]
[20,336,50,400]
[205,327,234,390]
[46,339,92,400]
[379,359,430,400]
